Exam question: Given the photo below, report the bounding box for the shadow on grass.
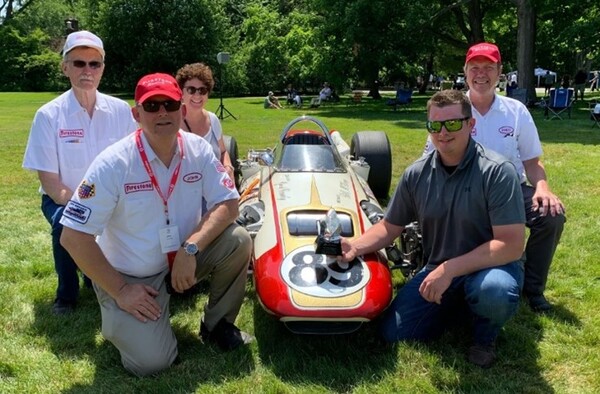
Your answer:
[251,294,399,392]
[31,281,256,392]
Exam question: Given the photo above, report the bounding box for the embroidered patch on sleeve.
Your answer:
[78,181,95,199]
[222,178,235,190]
[63,201,91,224]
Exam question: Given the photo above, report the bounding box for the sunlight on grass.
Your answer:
[1,92,600,393]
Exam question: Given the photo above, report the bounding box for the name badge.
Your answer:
[159,225,180,254]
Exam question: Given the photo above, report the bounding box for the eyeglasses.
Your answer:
[426,117,470,133]
[140,100,182,113]
[68,60,103,69]
[184,86,209,95]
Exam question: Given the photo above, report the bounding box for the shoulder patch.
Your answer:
[63,201,91,224]
[77,180,95,199]
[222,178,235,190]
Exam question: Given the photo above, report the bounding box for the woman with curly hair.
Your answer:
[175,63,235,181]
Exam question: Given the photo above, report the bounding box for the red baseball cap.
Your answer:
[134,73,182,104]
[465,42,502,64]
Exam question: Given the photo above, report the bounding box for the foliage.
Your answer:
[536,0,600,74]
[0,26,65,91]
[1,0,600,93]
[94,0,232,92]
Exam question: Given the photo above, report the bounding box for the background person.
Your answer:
[573,69,587,101]
[319,82,332,101]
[264,91,282,109]
[22,30,137,315]
[176,62,235,181]
[544,71,554,96]
[59,73,253,377]
[425,42,565,313]
[340,90,525,368]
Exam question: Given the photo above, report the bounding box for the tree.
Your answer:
[96,0,232,92]
[0,0,33,23]
[514,0,536,103]
[0,26,64,91]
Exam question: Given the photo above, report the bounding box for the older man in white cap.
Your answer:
[22,30,137,315]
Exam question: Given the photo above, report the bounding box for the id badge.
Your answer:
[159,225,181,254]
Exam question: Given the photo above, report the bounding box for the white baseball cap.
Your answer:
[62,31,105,59]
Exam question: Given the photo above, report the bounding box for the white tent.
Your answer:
[535,68,557,86]
[506,68,557,86]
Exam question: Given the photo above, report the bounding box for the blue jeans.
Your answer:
[379,261,523,345]
[41,195,88,303]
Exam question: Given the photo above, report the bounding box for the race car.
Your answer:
[227,116,420,334]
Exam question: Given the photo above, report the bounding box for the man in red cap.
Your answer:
[60,73,253,376]
[425,42,565,313]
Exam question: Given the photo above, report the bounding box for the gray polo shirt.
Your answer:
[385,138,525,268]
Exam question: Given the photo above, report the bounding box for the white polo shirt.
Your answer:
[60,131,239,277]
[22,89,137,193]
[424,93,542,183]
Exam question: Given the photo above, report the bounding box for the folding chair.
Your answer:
[386,89,413,111]
[509,88,528,106]
[544,88,574,120]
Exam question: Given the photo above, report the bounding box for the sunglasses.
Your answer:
[68,60,103,69]
[426,117,470,133]
[140,100,182,113]
[185,86,209,95]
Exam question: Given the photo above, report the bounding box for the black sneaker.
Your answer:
[468,343,496,368]
[527,294,552,313]
[200,319,254,351]
[52,299,76,315]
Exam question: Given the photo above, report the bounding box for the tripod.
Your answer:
[215,63,237,120]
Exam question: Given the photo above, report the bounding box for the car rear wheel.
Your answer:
[350,131,392,199]
[223,135,241,189]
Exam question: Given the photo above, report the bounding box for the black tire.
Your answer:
[350,131,392,199]
[223,135,241,189]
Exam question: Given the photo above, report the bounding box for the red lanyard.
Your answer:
[135,129,184,225]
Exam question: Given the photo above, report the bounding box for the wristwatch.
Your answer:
[182,241,199,256]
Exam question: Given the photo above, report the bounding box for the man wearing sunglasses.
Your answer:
[59,73,253,376]
[425,42,565,314]
[22,30,137,315]
[339,90,526,368]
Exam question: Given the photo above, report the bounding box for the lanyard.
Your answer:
[135,129,184,225]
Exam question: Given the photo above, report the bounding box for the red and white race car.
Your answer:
[228,116,420,334]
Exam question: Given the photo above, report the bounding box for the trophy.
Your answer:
[315,208,343,255]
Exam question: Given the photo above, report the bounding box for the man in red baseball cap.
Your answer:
[426,42,565,317]
[60,72,253,376]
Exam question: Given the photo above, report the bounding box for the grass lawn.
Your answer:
[1,90,600,393]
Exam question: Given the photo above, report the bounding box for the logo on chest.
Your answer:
[498,126,514,138]
[59,129,84,138]
[124,181,154,194]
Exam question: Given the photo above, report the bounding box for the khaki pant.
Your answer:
[94,223,252,377]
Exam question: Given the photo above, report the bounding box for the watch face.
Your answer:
[185,242,198,255]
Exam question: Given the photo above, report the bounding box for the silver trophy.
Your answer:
[315,208,343,255]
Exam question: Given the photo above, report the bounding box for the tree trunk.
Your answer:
[516,0,536,104]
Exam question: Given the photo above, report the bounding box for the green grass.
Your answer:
[1,91,600,393]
